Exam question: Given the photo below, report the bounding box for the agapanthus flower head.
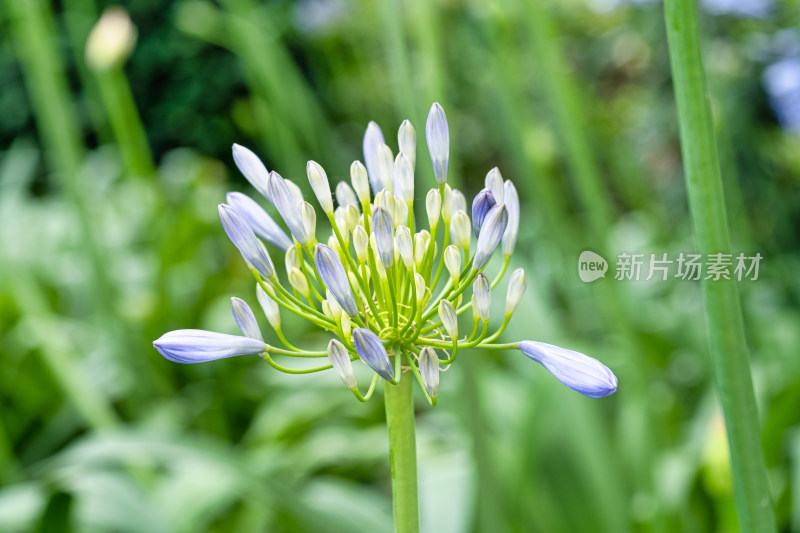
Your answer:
[154,103,617,405]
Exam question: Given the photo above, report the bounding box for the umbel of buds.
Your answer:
[153,103,618,403]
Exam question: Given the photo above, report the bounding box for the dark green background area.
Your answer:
[1,0,799,531]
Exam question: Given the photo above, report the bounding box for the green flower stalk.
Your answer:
[153,102,619,531]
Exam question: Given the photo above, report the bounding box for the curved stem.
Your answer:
[383,374,420,533]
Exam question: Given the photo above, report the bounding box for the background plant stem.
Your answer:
[663,1,776,531]
[384,374,420,533]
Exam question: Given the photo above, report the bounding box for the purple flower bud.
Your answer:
[314,244,358,317]
[472,204,508,272]
[426,102,449,184]
[419,347,439,400]
[471,189,497,238]
[154,329,266,364]
[231,297,263,341]
[519,341,618,398]
[353,328,394,381]
[226,192,292,252]
[372,206,395,268]
[218,204,274,280]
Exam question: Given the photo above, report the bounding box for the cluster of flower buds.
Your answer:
[154,103,618,403]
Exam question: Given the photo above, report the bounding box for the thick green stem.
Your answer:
[663,1,776,531]
[384,375,420,533]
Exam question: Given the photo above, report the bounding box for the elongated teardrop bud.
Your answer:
[372,206,395,268]
[154,329,266,364]
[363,121,387,194]
[336,181,359,209]
[351,160,371,204]
[398,119,416,169]
[256,283,280,329]
[472,204,508,272]
[396,225,413,270]
[232,144,271,200]
[426,102,449,184]
[426,188,441,228]
[231,297,263,341]
[268,173,308,245]
[226,192,292,252]
[485,167,504,204]
[307,160,333,215]
[519,341,617,398]
[394,152,414,202]
[328,339,357,390]
[353,328,394,381]
[473,273,491,322]
[419,347,440,401]
[505,268,527,316]
[439,300,458,340]
[471,189,497,238]
[503,180,520,258]
[444,245,462,282]
[218,204,274,280]
[314,244,359,317]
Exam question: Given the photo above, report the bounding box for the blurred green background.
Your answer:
[2,0,800,531]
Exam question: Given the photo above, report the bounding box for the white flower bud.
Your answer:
[328,339,357,390]
[301,202,316,242]
[414,230,431,270]
[377,143,394,193]
[502,180,520,257]
[505,268,527,316]
[414,273,428,306]
[441,184,455,223]
[444,245,462,282]
[473,273,491,322]
[256,283,280,328]
[85,7,136,71]
[353,225,368,263]
[307,160,333,215]
[345,204,360,231]
[326,290,343,320]
[289,267,310,297]
[394,152,414,203]
[351,160,371,204]
[438,300,458,340]
[485,167,504,204]
[285,245,300,273]
[336,181,359,209]
[393,195,408,227]
[426,188,441,228]
[450,210,471,251]
[398,120,416,169]
[396,226,413,270]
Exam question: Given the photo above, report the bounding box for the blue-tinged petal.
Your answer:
[314,244,358,317]
[267,172,308,244]
[519,341,618,398]
[372,206,395,268]
[353,328,394,381]
[218,204,274,280]
[363,121,387,194]
[226,192,292,252]
[232,144,271,200]
[419,347,440,401]
[328,339,357,390]
[472,204,508,272]
[425,102,449,184]
[473,273,491,322]
[471,189,497,238]
[154,329,266,364]
[231,297,263,341]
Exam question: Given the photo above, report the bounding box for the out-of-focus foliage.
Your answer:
[1,0,799,531]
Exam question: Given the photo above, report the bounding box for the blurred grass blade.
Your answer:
[663,0,776,531]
